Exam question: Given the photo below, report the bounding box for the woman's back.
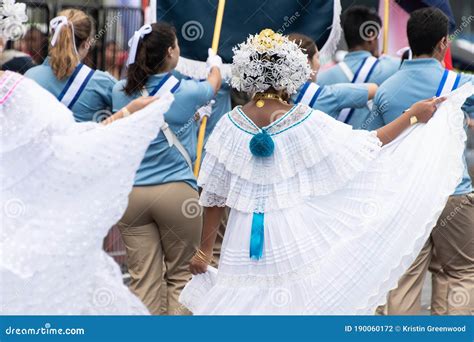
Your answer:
[24,9,116,122]
[25,59,116,122]
[241,100,294,128]
[112,73,214,188]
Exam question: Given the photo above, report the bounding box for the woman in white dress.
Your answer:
[180,29,472,315]
[0,68,174,314]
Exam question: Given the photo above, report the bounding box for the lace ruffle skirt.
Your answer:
[180,86,471,315]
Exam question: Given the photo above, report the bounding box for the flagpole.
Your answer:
[194,0,226,177]
[382,0,390,54]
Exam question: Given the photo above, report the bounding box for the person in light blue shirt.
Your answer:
[317,53,399,87]
[204,81,232,140]
[288,33,378,122]
[373,8,474,316]
[171,71,232,267]
[317,6,399,129]
[172,70,232,144]
[113,73,214,189]
[374,60,473,127]
[112,22,222,315]
[24,9,116,122]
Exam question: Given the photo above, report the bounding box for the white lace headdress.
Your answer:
[231,29,311,95]
[0,0,28,41]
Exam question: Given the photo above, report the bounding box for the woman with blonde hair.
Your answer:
[25,9,116,122]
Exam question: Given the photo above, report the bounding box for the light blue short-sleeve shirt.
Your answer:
[317,51,400,86]
[372,58,474,195]
[317,51,400,130]
[112,72,214,189]
[172,71,231,143]
[290,82,369,119]
[205,81,231,140]
[25,58,116,122]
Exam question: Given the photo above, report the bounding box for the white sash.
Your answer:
[436,69,461,96]
[149,74,180,97]
[142,74,193,169]
[161,123,193,169]
[295,82,322,107]
[338,62,354,82]
[58,64,95,109]
[352,56,378,84]
[337,56,379,123]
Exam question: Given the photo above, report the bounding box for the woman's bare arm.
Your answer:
[190,206,225,274]
[367,83,378,100]
[376,97,446,146]
[102,97,157,125]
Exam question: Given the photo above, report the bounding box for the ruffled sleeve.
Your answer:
[198,104,382,213]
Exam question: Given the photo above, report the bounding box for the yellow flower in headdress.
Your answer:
[254,28,284,52]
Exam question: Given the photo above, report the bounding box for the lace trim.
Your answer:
[266,105,312,135]
[204,110,382,184]
[199,192,227,207]
[227,108,258,134]
[216,261,320,288]
[227,104,312,136]
[198,116,382,212]
[0,71,23,104]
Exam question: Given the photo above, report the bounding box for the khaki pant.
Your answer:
[378,193,474,315]
[118,182,202,315]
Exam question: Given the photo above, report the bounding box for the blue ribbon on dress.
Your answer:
[250,213,265,260]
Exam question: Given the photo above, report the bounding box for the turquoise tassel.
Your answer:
[250,213,264,260]
[249,131,274,157]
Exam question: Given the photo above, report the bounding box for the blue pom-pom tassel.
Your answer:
[249,131,274,157]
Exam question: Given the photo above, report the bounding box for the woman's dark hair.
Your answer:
[124,22,177,96]
[407,8,448,57]
[400,49,410,68]
[342,5,381,49]
[287,33,317,60]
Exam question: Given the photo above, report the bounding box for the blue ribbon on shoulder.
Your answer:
[250,213,265,260]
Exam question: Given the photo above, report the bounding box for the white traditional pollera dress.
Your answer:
[180,84,472,315]
[0,71,174,314]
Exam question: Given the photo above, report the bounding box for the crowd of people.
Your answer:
[0,2,473,316]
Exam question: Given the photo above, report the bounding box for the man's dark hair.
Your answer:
[342,6,381,49]
[407,8,449,56]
